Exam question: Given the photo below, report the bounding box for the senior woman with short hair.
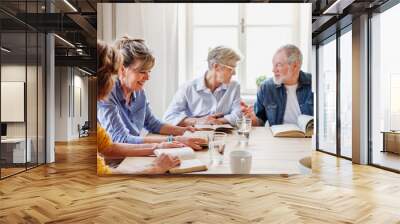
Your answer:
[163,46,242,126]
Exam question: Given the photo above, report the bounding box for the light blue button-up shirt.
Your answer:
[97,80,165,144]
[163,72,242,126]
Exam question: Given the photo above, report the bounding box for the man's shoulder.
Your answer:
[259,77,276,90]
[299,71,312,85]
[302,71,312,77]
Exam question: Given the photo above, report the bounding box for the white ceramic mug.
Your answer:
[230,150,252,174]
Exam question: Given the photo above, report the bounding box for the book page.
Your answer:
[169,159,207,174]
[194,124,234,130]
[270,124,303,137]
[154,147,196,160]
[183,130,212,139]
[297,115,314,134]
[194,124,214,131]
[213,124,234,129]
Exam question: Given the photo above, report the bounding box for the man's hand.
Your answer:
[180,113,226,126]
[240,101,259,126]
[197,113,225,125]
[175,136,207,151]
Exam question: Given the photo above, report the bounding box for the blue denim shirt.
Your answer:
[254,71,313,126]
[97,80,164,144]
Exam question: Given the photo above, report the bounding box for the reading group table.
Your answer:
[116,127,312,175]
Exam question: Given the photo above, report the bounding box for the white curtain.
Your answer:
[98,3,179,118]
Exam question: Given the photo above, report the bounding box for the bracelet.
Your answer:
[167,135,174,143]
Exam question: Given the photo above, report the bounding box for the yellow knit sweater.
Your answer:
[97,123,113,175]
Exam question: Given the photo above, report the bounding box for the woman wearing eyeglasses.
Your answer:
[163,46,243,127]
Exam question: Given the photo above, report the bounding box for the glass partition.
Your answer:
[317,37,337,155]
[370,3,400,171]
[339,29,352,158]
[0,1,46,179]
[1,29,28,178]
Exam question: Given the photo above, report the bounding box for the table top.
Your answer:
[116,127,312,175]
[381,130,400,134]
[1,138,28,143]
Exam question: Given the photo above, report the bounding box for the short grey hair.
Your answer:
[207,46,242,69]
[277,44,303,66]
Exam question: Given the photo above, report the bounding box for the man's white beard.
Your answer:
[273,75,284,85]
[273,69,291,85]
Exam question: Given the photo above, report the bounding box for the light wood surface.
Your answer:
[117,127,312,175]
[1,135,400,223]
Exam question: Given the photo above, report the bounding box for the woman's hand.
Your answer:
[152,154,180,174]
[156,141,185,149]
[175,136,207,151]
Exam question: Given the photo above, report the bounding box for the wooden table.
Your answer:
[116,127,312,175]
[381,131,400,154]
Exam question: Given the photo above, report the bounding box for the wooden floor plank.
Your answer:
[0,135,399,223]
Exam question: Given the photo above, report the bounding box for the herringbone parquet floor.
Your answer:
[1,136,400,224]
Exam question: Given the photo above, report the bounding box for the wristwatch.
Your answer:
[167,135,175,143]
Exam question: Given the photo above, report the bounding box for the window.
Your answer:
[371,2,400,171]
[182,3,310,94]
[390,74,400,130]
[317,37,337,154]
[340,29,352,158]
[0,1,47,179]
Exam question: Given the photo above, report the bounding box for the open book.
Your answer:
[154,147,207,174]
[194,124,234,134]
[270,115,314,138]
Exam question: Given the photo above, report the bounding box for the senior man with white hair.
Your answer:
[241,44,313,126]
[163,46,242,126]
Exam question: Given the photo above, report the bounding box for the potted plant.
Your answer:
[256,75,267,89]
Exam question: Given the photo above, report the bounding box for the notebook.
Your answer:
[154,147,207,174]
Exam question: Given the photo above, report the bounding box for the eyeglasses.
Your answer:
[219,63,237,74]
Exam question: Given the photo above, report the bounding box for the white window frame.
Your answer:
[185,3,297,95]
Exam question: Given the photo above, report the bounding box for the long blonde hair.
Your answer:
[97,41,122,100]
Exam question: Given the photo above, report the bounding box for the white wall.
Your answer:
[300,3,312,73]
[1,65,39,138]
[1,64,46,163]
[54,67,89,141]
[98,3,179,118]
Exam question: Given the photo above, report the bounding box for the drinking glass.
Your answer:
[208,132,227,166]
[236,117,252,147]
